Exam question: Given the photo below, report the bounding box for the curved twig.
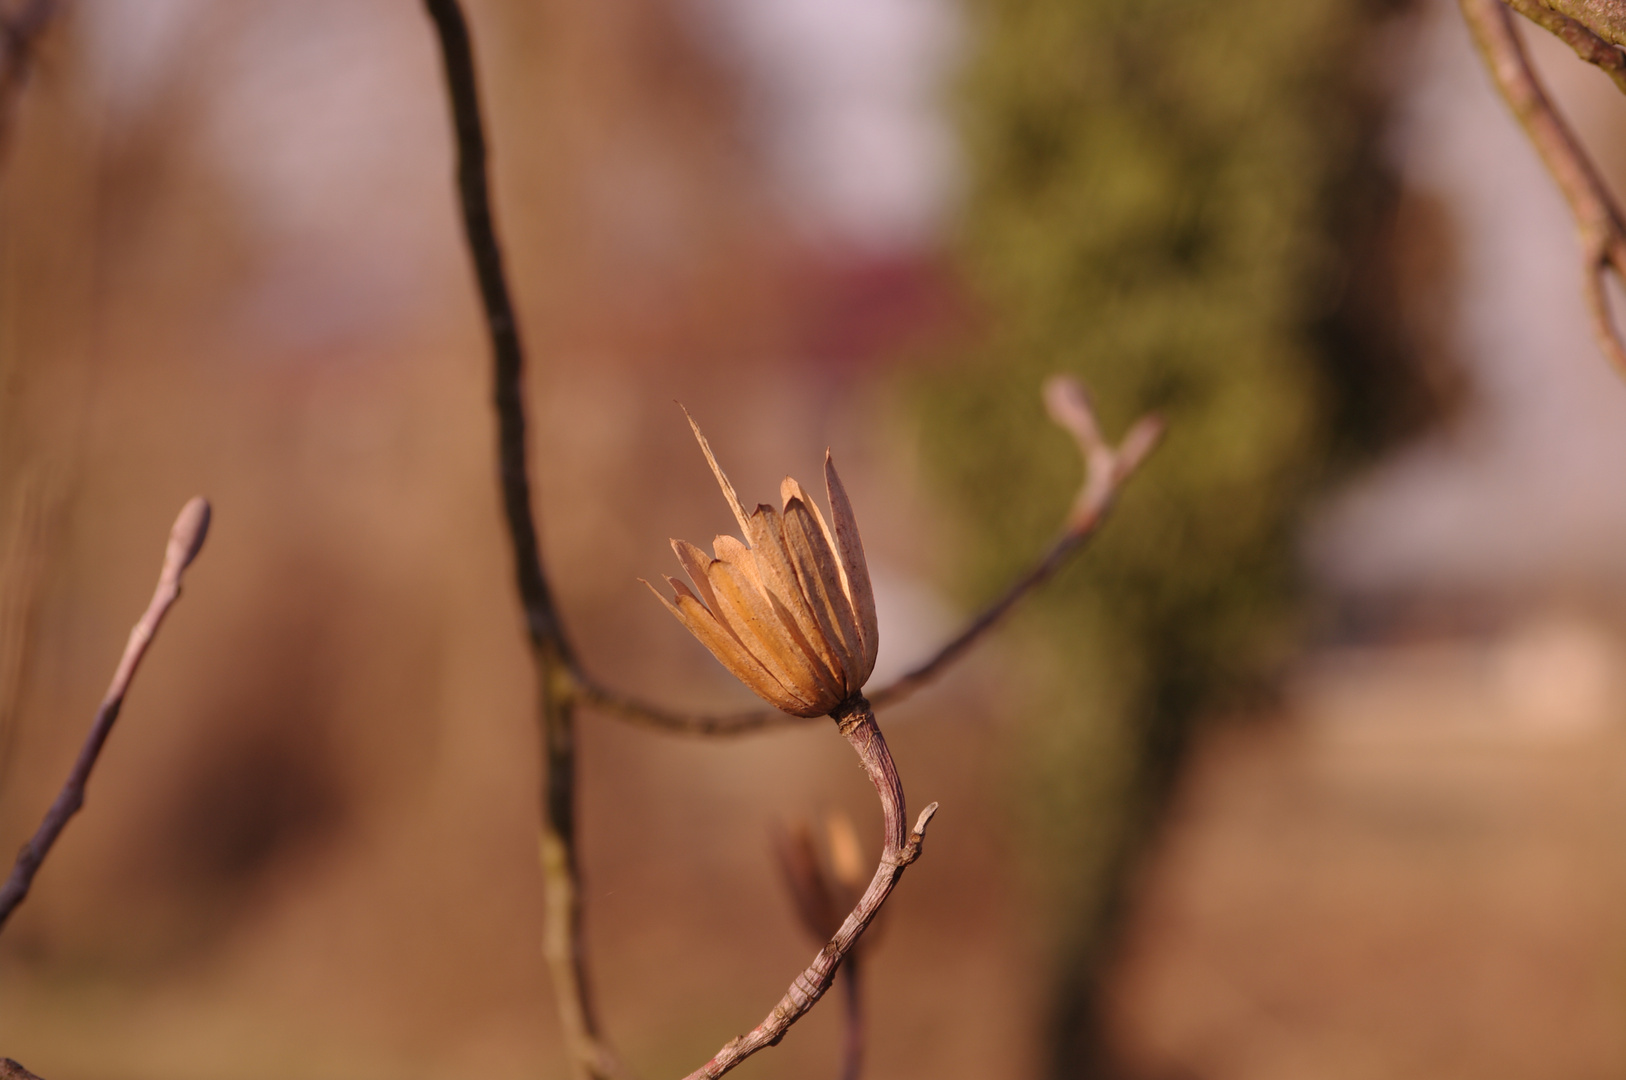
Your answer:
[1461,0,1626,376]
[0,497,210,931]
[1503,0,1626,94]
[681,698,937,1080]
[419,4,618,1078]
[580,379,1164,735]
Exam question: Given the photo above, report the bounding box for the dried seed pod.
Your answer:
[645,414,879,717]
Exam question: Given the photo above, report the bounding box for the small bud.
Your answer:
[165,497,212,574]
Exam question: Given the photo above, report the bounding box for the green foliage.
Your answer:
[918,0,1428,1060]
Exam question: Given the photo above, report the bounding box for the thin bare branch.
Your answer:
[683,698,936,1080]
[1461,0,1626,376]
[580,379,1164,735]
[0,497,210,931]
[1504,0,1626,94]
[876,380,1161,709]
[0,0,61,161]
[1583,256,1626,372]
[419,4,617,1078]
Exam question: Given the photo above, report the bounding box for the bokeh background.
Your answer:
[3,0,1626,1077]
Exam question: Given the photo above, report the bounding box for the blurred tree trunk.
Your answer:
[927,0,1459,1073]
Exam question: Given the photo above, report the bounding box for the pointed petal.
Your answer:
[714,535,843,705]
[670,538,726,621]
[642,577,810,714]
[683,408,753,539]
[782,495,865,689]
[782,476,848,595]
[705,551,832,711]
[785,474,867,676]
[824,453,878,682]
[743,504,849,688]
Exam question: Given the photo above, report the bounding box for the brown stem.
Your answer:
[581,395,1164,736]
[1461,0,1626,375]
[1504,0,1626,94]
[681,698,937,1080]
[419,4,615,1078]
[0,498,210,931]
[839,958,863,1080]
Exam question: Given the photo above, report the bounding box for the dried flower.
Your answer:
[646,415,879,717]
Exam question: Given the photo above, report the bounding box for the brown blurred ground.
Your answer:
[1111,619,1626,1080]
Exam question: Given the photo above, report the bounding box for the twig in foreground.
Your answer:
[683,698,937,1080]
[418,4,618,1078]
[579,376,1163,733]
[1502,0,1626,95]
[1461,0,1626,376]
[0,496,210,931]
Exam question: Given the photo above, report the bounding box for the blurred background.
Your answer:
[3,0,1626,1077]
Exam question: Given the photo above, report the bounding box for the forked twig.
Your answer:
[419,5,1157,1077]
[1461,0,1626,375]
[875,378,1161,708]
[683,698,936,1080]
[0,497,210,931]
[580,378,1164,734]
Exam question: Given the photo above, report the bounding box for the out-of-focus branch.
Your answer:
[1461,0,1626,375]
[1504,0,1626,94]
[771,813,870,1080]
[838,953,864,1080]
[683,698,936,1080]
[579,377,1163,736]
[0,0,60,160]
[419,5,619,1079]
[0,497,210,931]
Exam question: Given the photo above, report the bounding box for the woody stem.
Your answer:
[681,698,937,1080]
[421,4,615,1078]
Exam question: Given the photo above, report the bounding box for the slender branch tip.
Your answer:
[165,497,211,575]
